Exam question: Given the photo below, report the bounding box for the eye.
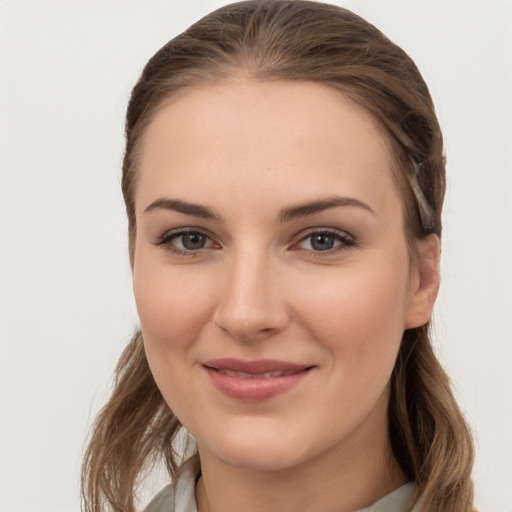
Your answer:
[174,232,210,250]
[296,230,355,252]
[155,229,215,253]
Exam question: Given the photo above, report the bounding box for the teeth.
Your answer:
[217,369,297,378]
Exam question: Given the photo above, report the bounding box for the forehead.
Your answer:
[135,80,401,219]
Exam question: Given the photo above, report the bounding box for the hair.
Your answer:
[81,2,475,511]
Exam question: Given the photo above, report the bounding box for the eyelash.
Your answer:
[294,228,356,255]
[154,229,216,256]
[154,228,356,256]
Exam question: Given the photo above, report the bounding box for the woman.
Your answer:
[81,1,475,511]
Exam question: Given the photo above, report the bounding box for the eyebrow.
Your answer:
[144,198,221,220]
[143,195,375,222]
[278,196,375,222]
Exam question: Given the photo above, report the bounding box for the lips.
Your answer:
[216,369,300,378]
[202,359,314,401]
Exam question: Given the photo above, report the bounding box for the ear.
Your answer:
[404,233,441,329]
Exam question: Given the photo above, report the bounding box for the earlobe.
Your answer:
[404,234,441,329]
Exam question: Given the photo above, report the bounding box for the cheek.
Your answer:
[133,250,214,355]
[132,255,215,423]
[293,262,410,366]
[291,266,409,430]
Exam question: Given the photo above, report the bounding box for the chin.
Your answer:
[217,446,305,472]
[195,424,318,472]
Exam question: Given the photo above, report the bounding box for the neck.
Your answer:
[195,395,407,512]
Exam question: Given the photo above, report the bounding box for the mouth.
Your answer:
[202,359,315,401]
[213,368,304,378]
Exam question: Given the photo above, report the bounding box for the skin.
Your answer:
[132,80,440,512]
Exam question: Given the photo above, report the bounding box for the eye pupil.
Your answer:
[182,233,206,250]
[311,234,334,251]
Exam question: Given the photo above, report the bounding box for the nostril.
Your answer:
[213,311,287,342]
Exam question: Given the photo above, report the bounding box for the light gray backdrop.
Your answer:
[1,1,511,511]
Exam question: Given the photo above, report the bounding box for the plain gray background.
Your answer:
[1,1,511,511]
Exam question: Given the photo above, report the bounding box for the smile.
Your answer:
[215,369,302,378]
[202,359,315,401]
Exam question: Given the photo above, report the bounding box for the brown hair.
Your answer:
[81,2,475,511]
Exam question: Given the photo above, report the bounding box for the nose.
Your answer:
[213,251,289,342]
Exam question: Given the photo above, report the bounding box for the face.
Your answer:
[133,80,432,473]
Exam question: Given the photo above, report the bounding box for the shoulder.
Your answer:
[143,483,175,512]
[143,457,199,512]
[356,483,418,512]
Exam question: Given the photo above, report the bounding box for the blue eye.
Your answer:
[297,231,354,252]
[157,230,214,252]
[176,232,209,250]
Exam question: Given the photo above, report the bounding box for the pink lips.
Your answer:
[202,358,314,402]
